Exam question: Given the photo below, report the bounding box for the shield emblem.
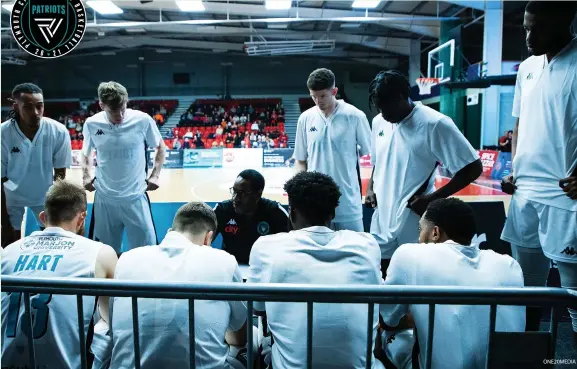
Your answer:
[24,0,74,53]
[257,221,270,236]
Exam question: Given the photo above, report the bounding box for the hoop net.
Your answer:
[416,78,439,95]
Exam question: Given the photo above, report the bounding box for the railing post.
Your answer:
[132,297,141,369]
[485,304,497,369]
[549,307,559,360]
[425,304,435,369]
[189,299,196,369]
[247,301,254,368]
[365,303,374,369]
[23,293,36,369]
[307,302,313,369]
[77,295,87,369]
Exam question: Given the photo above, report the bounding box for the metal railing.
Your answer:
[3,276,577,369]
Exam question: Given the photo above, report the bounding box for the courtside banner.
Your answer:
[478,150,499,177]
[148,149,183,168]
[490,152,512,180]
[263,148,294,168]
[223,148,263,168]
[183,149,223,168]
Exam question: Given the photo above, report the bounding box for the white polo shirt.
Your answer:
[294,100,372,223]
[512,37,577,211]
[381,241,525,369]
[248,227,384,369]
[1,118,72,207]
[370,105,479,258]
[82,109,162,201]
[110,231,247,369]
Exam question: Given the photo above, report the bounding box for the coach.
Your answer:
[213,169,289,264]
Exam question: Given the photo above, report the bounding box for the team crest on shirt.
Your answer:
[20,238,37,250]
[378,130,384,137]
[526,73,533,80]
[257,221,270,236]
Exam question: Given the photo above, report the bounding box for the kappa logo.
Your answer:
[378,130,384,137]
[96,129,105,136]
[386,333,396,345]
[11,146,21,153]
[526,73,533,80]
[309,126,318,132]
[561,247,576,256]
[10,0,87,59]
[227,219,237,225]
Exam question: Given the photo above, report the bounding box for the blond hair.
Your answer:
[98,81,128,109]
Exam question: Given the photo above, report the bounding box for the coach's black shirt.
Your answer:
[214,198,289,264]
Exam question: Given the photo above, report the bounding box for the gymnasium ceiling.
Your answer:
[0,1,526,67]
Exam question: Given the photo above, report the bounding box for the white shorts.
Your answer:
[330,219,364,232]
[89,193,157,253]
[7,205,43,230]
[371,210,420,259]
[501,193,577,263]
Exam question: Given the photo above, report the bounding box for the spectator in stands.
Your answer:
[165,130,174,139]
[251,121,259,131]
[380,198,525,369]
[173,138,182,150]
[184,129,193,139]
[183,137,191,149]
[67,116,75,129]
[213,169,289,265]
[194,135,205,148]
[248,171,383,369]
[233,114,240,124]
[499,130,513,152]
[154,111,164,126]
[225,134,234,146]
[216,125,224,136]
[240,114,247,124]
[1,180,117,368]
[75,120,83,133]
[110,202,249,368]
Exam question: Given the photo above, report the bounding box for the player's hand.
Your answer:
[1,224,18,248]
[501,174,516,195]
[407,194,431,217]
[146,176,160,191]
[83,178,95,192]
[365,189,377,208]
[560,176,577,200]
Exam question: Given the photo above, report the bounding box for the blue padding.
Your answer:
[24,201,508,255]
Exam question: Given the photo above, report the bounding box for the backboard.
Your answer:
[427,39,455,84]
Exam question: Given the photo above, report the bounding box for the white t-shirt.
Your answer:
[370,105,479,258]
[512,37,577,211]
[380,241,526,369]
[1,227,104,368]
[294,100,372,223]
[82,109,162,201]
[1,118,72,207]
[110,231,247,369]
[248,226,384,369]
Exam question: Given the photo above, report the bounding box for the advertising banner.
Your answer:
[71,150,96,168]
[147,149,183,168]
[490,152,512,180]
[263,148,294,168]
[223,148,263,168]
[478,150,499,177]
[183,149,223,168]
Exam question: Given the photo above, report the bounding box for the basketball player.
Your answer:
[1,83,72,247]
[213,169,289,265]
[81,81,166,253]
[381,198,525,369]
[1,180,117,368]
[248,171,384,369]
[366,71,482,275]
[500,1,577,334]
[110,202,248,369]
[294,68,372,232]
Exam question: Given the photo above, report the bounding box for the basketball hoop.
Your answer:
[416,78,439,95]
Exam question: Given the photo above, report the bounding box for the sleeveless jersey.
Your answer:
[1,227,103,369]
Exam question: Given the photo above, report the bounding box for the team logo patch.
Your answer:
[257,221,270,236]
[526,73,533,80]
[11,147,21,153]
[378,130,384,137]
[96,129,105,135]
[309,126,317,132]
[561,247,576,256]
[20,238,37,250]
[10,0,86,59]
[225,219,239,235]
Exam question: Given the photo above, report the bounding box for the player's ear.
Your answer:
[432,225,441,242]
[38,211,47,226]
[204,231,213,246]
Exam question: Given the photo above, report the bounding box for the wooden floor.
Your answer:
[66,168,510,211]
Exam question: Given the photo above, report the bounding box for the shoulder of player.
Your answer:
[42,117,68,133]
[517,55,542,75]
[336,230,380,249]
[84,112,107,125]
[127,108,152,120]
[300,107,317,120]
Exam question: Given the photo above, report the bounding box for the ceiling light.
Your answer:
[340,23,361,28]
[156,49,172,53]
[351,0,381,9]
[265,0,291,10]
[2,3,13,12]
[176,1,205,12]
[125,28,146,33]
[87,1,123,15]
[268,23,288,29]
